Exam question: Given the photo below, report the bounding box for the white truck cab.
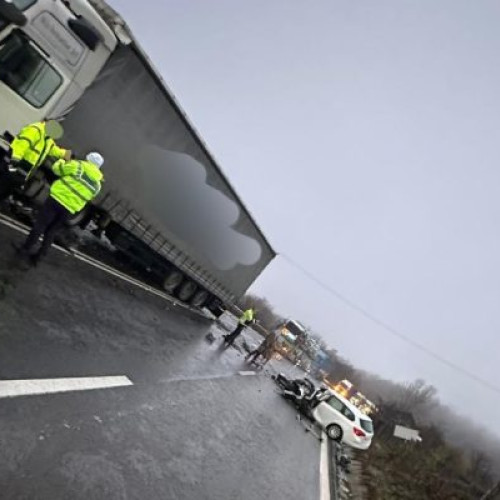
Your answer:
[0,0,117,137]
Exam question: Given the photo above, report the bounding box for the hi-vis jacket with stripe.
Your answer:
[10,122,67,175]
[50,159,103,214]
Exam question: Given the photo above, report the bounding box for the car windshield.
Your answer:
[360,418,374,434]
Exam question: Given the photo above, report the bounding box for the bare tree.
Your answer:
[237,293,500,486]
[392,378,438,414]
[468,451,494,490]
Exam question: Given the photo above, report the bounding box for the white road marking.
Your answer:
[163,371,260,384]
[320,432,331,500]
[0,214,208,319]
[238,370,257,376]
[0,375,133,398]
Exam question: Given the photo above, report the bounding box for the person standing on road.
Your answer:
[16,152,104,266]
[0,120,71,203]
[223,308,256,346]
[246,331,278,367]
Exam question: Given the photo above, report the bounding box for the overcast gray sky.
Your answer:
[110,0,500,431]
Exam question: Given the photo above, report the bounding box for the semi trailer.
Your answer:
[0,0,275,313]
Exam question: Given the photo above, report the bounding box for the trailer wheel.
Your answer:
[176,280,197,302]
[190,290,209,308]
[163,271,183,293]
[206,298,225,318]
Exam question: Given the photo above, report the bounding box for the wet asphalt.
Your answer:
[0,222,321,500]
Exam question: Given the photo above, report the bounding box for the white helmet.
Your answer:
[86,152,104,168]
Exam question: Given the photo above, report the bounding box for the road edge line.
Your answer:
[320,432,331,500]
[0,213,210,320]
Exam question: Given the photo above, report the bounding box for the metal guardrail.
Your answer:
[328,440,340,500]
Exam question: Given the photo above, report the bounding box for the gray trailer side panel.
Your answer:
[62,46,275,301]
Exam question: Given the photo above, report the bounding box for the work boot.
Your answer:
[11,244,34,271]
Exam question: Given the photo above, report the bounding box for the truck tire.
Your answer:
[206,298,225,318]
[163,270,183,293]
[176,280,197,302]
[190,289,209,308]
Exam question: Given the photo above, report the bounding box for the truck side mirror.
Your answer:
[68,17,101,51]
[0,1,27,27]
[2,131,14,142]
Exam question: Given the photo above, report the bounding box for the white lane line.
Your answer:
[238,370,257,376]
[0,375,133,398]
[0,214,208,320]
[320,432,331,500]
[162,370,260,384]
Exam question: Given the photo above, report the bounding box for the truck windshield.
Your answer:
[0,31,62,107]
[285,321,306,337]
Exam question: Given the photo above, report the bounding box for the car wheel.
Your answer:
[326,424,343,442]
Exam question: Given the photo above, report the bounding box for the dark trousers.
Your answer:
[224,323,245,345]
[23,197,70,259]
[0,165,23,203]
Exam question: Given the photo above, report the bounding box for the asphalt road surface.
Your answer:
[0,221,324,500]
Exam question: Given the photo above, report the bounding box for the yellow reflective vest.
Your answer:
[50,159,103,214]
[239,309,255,325]
[10,122,67,176]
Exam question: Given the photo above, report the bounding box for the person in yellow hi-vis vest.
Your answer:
[224,308,256,346]
[16,152,104,267]
[0,120,71,203]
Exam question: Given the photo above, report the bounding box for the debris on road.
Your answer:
[205,332,216,344]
